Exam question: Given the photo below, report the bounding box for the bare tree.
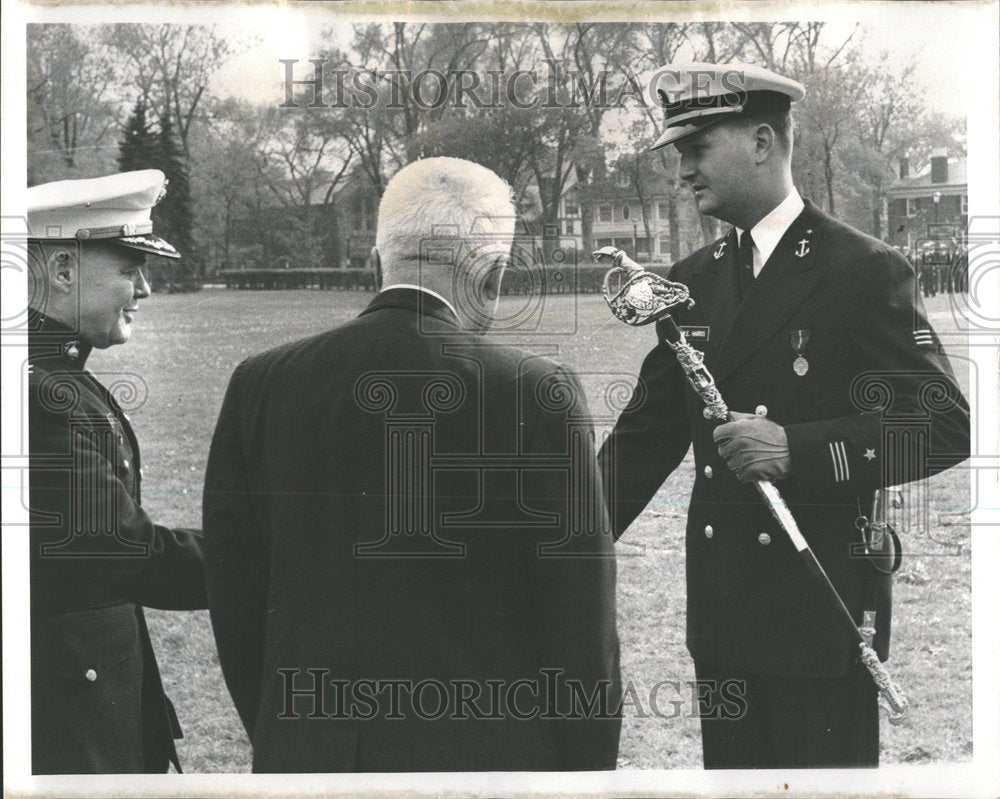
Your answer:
[854,53,923,237]
[106,24,237,156]
[27,24,120,181]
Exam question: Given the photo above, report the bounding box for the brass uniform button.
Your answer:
[85,669,97,682]
[703,465,713,479]
[755,404,768,417]
[758,532,771,546]
[704,525,714,540]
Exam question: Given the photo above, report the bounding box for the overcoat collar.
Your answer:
[359,287,462,329]
[690,199,826,383]
[27,308,93,369]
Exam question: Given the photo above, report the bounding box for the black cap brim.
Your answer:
[652,115,731,150]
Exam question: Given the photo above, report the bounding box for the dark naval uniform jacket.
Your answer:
[28,311,207,774]
[600,200,970,679]
[204,288,621,773]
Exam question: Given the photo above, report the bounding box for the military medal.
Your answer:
[791,330,810,376]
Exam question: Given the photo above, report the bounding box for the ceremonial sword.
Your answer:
[595,247,909,724]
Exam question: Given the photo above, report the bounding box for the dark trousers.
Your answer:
[921,269,937,296]
[694,659,879,769]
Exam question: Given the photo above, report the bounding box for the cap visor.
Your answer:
[650,116,730,150]
[114,234,181,259]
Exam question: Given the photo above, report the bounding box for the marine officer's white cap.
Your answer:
[649,62,806,150]
[27,169,181,259]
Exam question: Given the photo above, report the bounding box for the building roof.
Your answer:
[887,157,967,196]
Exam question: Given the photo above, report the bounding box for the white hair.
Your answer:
[376,157,516,272]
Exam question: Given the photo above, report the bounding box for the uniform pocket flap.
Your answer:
[33,605,140,682]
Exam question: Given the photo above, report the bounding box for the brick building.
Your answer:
[886,149,967,249]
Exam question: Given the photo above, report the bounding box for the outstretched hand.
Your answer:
[713,411,791,483]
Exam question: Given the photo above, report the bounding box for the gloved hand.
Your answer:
[713,411,791,483]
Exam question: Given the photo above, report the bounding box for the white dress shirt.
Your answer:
[378,283,460,321]
[735,189,805,277]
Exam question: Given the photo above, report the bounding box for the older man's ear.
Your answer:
[46,247,78,296]
[482,252,508,302]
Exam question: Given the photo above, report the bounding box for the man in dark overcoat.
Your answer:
[26,170,207,773]
[599,63,970,768]
[204,157,621,772]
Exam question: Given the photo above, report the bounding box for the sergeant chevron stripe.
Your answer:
[913,328,935,347]
[828,440,850,482]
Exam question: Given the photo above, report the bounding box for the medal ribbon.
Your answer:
[791,330,811,356]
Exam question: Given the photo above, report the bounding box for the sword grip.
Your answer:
[656,314,684,345]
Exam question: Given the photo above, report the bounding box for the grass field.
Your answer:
[85,287,973,772]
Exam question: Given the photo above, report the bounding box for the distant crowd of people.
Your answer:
[899,243,970,297]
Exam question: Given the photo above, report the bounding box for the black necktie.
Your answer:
[738,230,756,299]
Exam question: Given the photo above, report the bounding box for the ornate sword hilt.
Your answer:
[595,247,694,326]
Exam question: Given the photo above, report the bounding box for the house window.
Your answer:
[621,203,631,221]
[659,235,670,255]
[596,238,614,249]
[961,195,968,214]
[906,197,918,217]
[658,201,669,219]
[563,219,575,235]
[598,204,612,223]
[616,172,630,188]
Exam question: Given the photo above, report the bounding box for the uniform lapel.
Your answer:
[713,201,825,383]
[687,228,740,369]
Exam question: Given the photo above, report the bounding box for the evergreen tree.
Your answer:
[117,104,200,291]
[154,117,195,254]
[118,99,157,172]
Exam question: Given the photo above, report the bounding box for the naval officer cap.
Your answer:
[27,169,181,259]
[649,62,806,150]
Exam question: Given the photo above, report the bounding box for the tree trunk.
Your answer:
[668,186,682,261]
[871,186,882,239]
[641,208,652,262]
[580,201,595,256]
[542,215,562,263]
[223,198,232,268]
[576,164,594,256]
[824,145,836,215]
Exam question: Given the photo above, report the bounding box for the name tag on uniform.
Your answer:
[680,325,711,342]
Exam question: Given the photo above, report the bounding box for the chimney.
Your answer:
[930,147,949,184]
[899,155,909,179]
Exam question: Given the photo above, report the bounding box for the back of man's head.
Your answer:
[376,157,516,282]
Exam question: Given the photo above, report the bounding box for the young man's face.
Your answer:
[77,243,152,348]
[675,122,757,224]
